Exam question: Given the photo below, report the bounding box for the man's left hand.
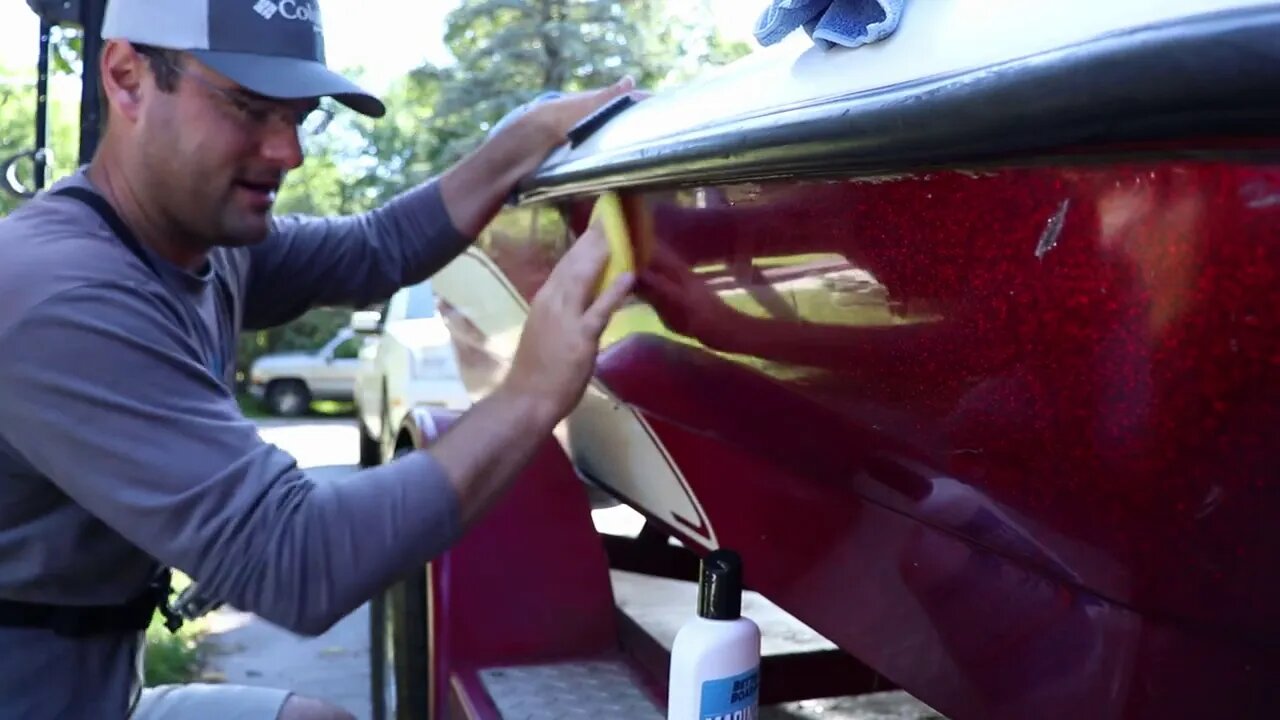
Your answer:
[520,75,642,150]
[438,76,646,239]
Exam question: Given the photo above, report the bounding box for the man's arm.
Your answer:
[0,225,631,635]
[242,178,469,331]
[243,77,639,330]
[0,282,464,635]
[436,77,637,239]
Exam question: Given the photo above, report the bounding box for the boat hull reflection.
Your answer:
[429,160,1280,719]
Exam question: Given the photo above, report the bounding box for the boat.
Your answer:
[412,1,1280,717]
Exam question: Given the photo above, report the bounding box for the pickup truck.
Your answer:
[246,327,365,416]
[351,279,471,466]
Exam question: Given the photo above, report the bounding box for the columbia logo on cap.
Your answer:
[252,0,322,31]
[253,0,279,20]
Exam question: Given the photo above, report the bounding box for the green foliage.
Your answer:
[144,572,205,687]
[46,26,86,77]
[337,64,458,205]
[144,618,204,686]
[274,143,364,216]
[413,0,753,166]
[0,82,82,216]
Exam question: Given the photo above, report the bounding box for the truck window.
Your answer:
[332,336,363,360]
[405,282,439,319]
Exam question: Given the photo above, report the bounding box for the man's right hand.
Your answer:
[424,222,634,535]
[500,222,635,421]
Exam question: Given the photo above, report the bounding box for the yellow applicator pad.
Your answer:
[590,191,638,298]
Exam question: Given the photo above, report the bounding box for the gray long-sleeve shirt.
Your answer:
[0,168,471,718]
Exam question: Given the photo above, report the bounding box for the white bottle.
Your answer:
[668,549,762,720]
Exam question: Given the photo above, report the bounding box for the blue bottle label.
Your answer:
[699,666,759,720]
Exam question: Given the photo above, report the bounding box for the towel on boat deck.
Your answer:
[754,0,907,50]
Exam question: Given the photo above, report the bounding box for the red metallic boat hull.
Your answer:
[430,157,1280,718]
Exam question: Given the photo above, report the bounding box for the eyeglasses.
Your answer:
[180,69,335,138]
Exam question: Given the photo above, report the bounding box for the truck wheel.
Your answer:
[359,424,380,467]
[387,569,431,720]
[370,444,432,720]
[369,593,390,720]
[266,380,310,417]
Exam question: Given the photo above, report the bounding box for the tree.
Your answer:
[338,64,460,206]
[0,24,86,217]
[421,0,751,166]
[0,78,81,217]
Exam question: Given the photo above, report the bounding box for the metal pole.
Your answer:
[77,0,106,166]
[34,19,51,191]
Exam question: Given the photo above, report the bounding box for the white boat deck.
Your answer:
[593,504,945,719]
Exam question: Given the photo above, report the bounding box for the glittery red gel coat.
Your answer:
[448,158,1280,719]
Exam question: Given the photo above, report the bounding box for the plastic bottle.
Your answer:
[668,549,762,720]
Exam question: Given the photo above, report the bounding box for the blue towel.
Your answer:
[754,0,906,50]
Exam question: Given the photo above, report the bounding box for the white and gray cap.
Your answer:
[101,0,386,118]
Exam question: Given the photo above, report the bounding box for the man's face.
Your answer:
[132,55,315,248]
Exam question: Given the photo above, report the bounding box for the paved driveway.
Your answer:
[201,421,374,718]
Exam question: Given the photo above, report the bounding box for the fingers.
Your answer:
[537,224,609,310]
[594,75,636,104]
[583,271,635,337]
[565,224,612,287]
[548,223,605,277]
[607,75,636,97]
[556,76,642,128]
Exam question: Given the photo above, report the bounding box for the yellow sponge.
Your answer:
[590,191,636,298]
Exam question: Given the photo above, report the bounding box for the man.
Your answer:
[0,0,636,718]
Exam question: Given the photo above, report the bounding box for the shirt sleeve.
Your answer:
[0,282,461,635]
[242,179,472,330]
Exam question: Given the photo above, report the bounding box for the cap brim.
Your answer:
[190,50,386,119]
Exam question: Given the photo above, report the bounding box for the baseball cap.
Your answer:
[101,0,386,118]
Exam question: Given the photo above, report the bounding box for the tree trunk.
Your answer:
[540,0,567,91]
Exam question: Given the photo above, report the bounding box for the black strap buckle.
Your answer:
[151,569,185,634]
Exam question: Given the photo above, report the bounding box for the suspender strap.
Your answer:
[0,187,225,637]
[53,186,162,276]
[0,571,171,638]
[51,185,236,327]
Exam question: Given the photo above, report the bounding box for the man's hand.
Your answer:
[638,241,739,347]
[438,77,645,239]
[519,76,639,148]
[502,222,635,420]
[424,222,633,533]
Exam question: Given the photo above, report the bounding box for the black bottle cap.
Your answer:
[697,549,744,620]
